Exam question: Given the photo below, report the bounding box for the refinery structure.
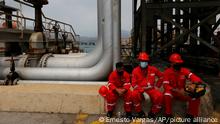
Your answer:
[0,0,220,123]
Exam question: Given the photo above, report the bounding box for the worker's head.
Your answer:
[169,53,184,70]
[116,62,124,76]
[138,52,149,69]
[99,85,108,98]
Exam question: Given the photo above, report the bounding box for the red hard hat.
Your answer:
[138,52,149,61]
[169,53,184,64]
[98,85,108,98]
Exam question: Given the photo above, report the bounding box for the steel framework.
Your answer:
[132,0,220,72]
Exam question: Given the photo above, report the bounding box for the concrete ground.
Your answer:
[0,111,219,124]
[0,112,102,124]
[0,73,220,124]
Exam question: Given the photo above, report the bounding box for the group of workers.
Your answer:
[99,52,206,123]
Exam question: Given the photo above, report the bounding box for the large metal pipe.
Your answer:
[52,53,87,58]
[44,37,102,68]
[0,55,28,67]
[0,0,115,81]
[112,0,121,69]
[0,57,16,67]
[42,0,104,68]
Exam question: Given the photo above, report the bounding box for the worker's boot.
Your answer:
[107,111,113,118]
[137,110,146,118]
[148,111,156,119]
[125,112,133,120]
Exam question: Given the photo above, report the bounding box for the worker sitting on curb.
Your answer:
[99,62,132,119]
[162,53,206,124]
[132,52,163,118]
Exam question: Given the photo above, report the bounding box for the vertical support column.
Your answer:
[146,0,153,54]
[152,16,158,55]
[112,0,121,69]
[166,22,173,55]
[132,0,139,57]
[103,0,113,70]
[199,2,213,56]
[166,0,174,55]
[161,19,165,53]
[146,27,152,54]
[175,0,181,52]
[190,0,198,55]
[182,0,189,53]
[141,0,147,52]
[5,10,12,28]
[34,4,43,32]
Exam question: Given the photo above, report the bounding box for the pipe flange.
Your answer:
[17,54,30,67]
[38,53,53,67]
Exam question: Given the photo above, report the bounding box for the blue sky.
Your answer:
[6,0,132,37]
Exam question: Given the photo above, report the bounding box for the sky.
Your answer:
[5,0,132,37]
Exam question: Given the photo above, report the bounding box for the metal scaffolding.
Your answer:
[132,0,220,73]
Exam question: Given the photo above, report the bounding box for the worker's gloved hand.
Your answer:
[185,83,197,92]
[184,83,206,98]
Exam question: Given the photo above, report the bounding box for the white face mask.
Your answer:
[140,61,148,68]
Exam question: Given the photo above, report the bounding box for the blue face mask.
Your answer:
[140,61,148,68]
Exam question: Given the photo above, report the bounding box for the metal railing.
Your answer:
[41,12,79,43]
[0,10,79,46]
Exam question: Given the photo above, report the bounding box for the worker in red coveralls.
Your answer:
[132,52,163,118]
[99,62,132,119]
[163,53,204,124]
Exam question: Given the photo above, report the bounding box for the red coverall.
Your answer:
[163,67,202,117]
[132,66,163,114]
[106,70,132,112]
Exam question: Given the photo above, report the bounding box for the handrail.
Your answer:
[0,11,35,22]
[41,12,78,42]
[0,16,23,28]
[14,0,34,8]
[12,0,79,44]
[41,12,77,36]
[0,10,78,50]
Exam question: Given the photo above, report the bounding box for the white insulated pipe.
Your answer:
[43,0,104,68]
[0,55,27,67]
[45,38,102,68]
[0,57,16,67]
[0,0,115,81]
[52,53,87,58]
[112,0,121,69]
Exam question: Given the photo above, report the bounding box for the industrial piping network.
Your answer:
[45,0,121,69]
[0,0,121,81]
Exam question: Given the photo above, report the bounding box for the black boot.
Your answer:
[137,111,146,118]
[163,114,173,124]
[126,112,133,120]
[107,111,113,118]
[148,112,156,119]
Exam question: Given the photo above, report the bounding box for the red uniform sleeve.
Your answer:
[108,72,117,91]
[123,72,131,91]
[182,68,202,83]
